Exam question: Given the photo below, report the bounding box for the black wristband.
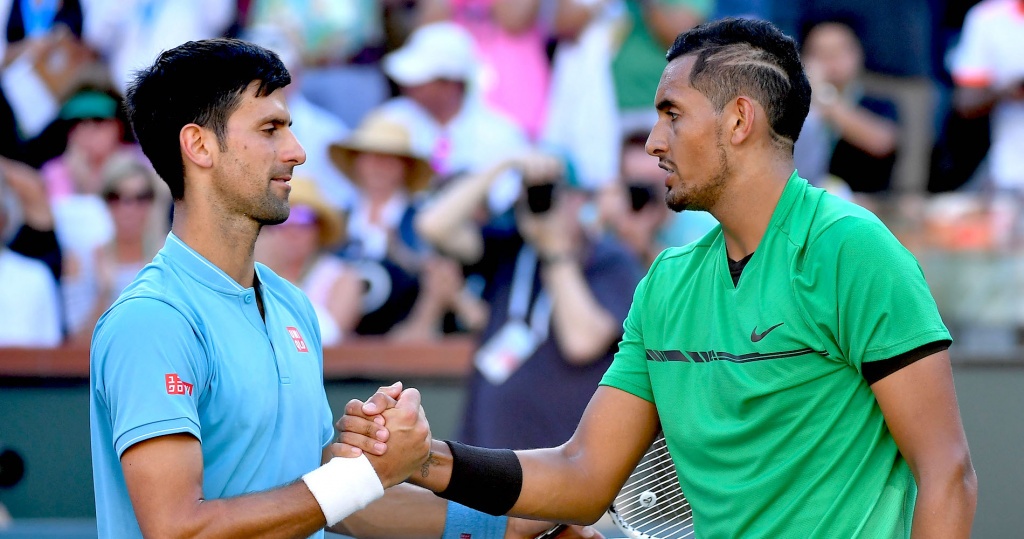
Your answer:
[437,440,523,516]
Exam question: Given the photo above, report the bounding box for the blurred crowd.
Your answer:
[0,0,1022,364]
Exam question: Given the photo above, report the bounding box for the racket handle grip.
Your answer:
[535,524,569,538]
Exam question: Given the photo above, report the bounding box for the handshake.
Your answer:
[327,382,603,539]
[330,381,435,489]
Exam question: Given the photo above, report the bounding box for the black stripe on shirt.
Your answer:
[862,339,952,385]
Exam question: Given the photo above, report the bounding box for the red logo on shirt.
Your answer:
[286,326,308,353]
[460,535,472,539]
[165,374,193,396]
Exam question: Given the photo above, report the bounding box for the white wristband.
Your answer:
[301,455,385,526]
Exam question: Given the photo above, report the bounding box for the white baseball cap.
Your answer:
[383,22,478,86]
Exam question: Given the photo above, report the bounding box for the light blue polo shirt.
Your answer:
[90,232,334,538]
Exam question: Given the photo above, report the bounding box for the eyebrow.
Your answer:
[656,99,676,112]
[256,114,293,127]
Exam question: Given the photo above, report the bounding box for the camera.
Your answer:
[525,183,557,214]
[627,183,658,212]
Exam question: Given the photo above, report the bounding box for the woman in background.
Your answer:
[256,178,363,346]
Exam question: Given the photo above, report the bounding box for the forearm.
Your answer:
[542,259,620,364]
[153,481,326,539]
[910,465,978,538]
[953,86,1000,119]
[333,483,447,539]
[410,440,609,525]
[415,163,510,259]
[0,157,54,229]
[826,103,898,158]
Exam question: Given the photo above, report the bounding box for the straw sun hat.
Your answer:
[285,178,346,248]
[329,115,434,194]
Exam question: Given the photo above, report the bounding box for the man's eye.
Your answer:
[668,112,680,120]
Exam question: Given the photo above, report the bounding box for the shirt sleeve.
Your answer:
[92,298,208,458]
[951,5,994,87]
[810,217,951,374]
[600,268,654,403]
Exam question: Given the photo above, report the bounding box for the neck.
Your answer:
[709,156,794,261]
[170,200,261,288]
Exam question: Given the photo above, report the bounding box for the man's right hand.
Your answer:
[332,382,432,489]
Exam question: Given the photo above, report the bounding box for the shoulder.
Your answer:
[653,224,721,266]
[0,250,51,281]
[804,198,911,269]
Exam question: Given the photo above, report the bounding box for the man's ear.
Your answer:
[180,124,215,169]
[725,96,757,146]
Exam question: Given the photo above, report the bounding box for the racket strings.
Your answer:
[610,436,695,539]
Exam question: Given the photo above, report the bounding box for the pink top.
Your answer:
[451,0,550,140]
[40,157,75,203]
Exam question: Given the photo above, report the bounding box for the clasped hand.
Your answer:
[331,382,431,489]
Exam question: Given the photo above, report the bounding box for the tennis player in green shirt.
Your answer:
[336,17,977,538]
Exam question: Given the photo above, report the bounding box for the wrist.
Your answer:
[301,455,384,526]
[409,439,453,492]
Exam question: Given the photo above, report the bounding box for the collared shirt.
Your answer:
[90,232,333,539]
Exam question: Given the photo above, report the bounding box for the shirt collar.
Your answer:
[161,232,247,294]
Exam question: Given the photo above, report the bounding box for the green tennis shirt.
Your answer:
[601,172,950,538]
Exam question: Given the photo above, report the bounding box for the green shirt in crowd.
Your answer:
[611,0,715,111]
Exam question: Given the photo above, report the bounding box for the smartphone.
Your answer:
[526,183,556,214]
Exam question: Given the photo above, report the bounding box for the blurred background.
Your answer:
[0,0,1021,537]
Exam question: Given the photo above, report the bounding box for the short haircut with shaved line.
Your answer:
[666,18,811,152]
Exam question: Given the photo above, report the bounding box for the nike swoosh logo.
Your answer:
[750,322,784,342]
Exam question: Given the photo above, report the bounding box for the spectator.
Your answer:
[598,130,671,265]
[951,0,1024,194]
[611,0,709,132]
[0,164,62,347]
[83,0,236,92]
[797,0,937,193]
[41,89,136,341]
[246,0,389,127]
[255,178,362,346]
[2,0,84,65]
[795,20,899,193]
[375,21,529,211]
[40,88,129,202]
[0,155,61,280]
[94,155,169,307]
[418,0,551,140]
[329,113,440,336]
[1,23,95,162]
[415,152,644,449]
[542,0,624,189]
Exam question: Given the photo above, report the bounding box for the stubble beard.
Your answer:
[665,139,730,214]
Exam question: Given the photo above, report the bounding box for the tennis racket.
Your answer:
[537,432,693,539]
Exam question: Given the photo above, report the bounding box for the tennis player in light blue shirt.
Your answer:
[90,231,335,537]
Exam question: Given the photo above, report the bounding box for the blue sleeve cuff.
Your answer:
[442,501,509,539]
[114,417,201,458]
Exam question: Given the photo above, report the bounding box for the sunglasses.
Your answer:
[105,191,155,204]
